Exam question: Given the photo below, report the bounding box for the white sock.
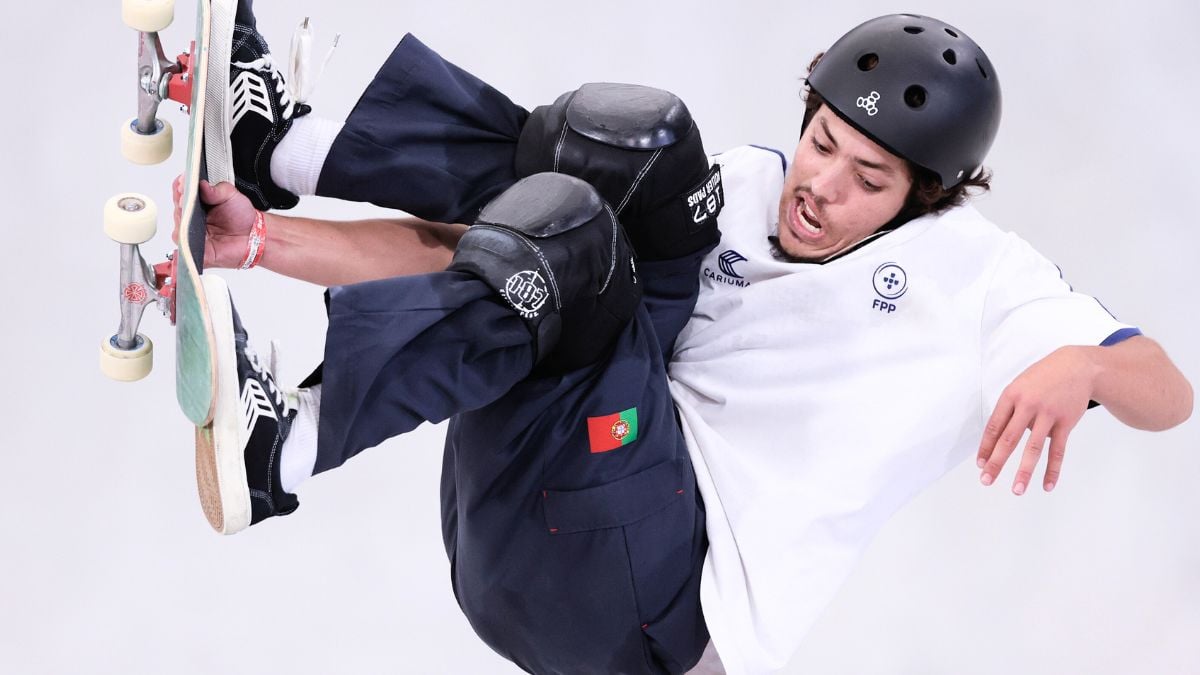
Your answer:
[281,384,321,493]
[270,116,343,197]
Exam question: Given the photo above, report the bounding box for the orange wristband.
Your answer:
[239,211,267,270]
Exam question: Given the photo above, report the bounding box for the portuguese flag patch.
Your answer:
[587,407,639,453]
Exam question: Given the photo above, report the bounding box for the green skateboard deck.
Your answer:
[173,0,217,427]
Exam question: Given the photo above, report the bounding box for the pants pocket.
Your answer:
[543,457,707,673]
[542,458,687,534]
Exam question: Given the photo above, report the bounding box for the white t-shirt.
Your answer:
[668,146,1136,674]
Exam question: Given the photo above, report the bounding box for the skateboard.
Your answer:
[101,0,219,428]
[103,0,255,534]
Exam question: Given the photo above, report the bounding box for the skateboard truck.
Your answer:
[101,194,177,382]
[121,0,195,165]
[135,33,195,130]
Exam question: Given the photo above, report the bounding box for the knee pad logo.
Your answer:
[502,270,551,319]
[685,165,725,227]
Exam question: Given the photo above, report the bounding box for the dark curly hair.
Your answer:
[801,52,992,221]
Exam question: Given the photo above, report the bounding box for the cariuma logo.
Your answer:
[704,249,750,287]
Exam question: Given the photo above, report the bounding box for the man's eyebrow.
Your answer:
[854,156,896,175]
[819,116,897,176]
[818,117,838,149]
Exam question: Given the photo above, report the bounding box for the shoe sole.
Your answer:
[199,274,252,534]
[205,0,237,184]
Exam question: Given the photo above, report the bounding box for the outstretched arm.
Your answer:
[1086,336,1193,430]
[977,335,1192,494]
[174,179,465,287]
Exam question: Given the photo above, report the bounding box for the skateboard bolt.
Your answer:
[118,197,146,212]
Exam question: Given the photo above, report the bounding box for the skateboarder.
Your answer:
[200,3,713,673]
[189,4,1192,673]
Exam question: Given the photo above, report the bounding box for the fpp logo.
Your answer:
[871,262,907,313]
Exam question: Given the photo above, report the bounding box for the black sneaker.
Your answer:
[199,275,299,534]
[227,0,311,210]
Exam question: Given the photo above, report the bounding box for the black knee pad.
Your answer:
[448,173,642,372]
[515,83,723,261]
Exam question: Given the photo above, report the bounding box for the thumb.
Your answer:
[199,180,240,207]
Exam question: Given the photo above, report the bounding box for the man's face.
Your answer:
[776,105,913,260]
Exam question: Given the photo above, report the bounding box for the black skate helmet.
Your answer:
[806,14,1001,188]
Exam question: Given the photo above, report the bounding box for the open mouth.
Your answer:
[789,196,825,241]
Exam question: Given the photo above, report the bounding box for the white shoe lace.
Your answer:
[288,17,340,107]
[244,343,289,412]
[232,51,298,121]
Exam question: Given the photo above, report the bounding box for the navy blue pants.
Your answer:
[310,35,709,674]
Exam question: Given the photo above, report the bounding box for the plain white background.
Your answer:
[1,1,1196,673]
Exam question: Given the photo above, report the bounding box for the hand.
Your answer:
[171,177,259,269]
[976,346,1098,495]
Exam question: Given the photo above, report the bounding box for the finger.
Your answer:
[1042,427,1070,492]
[981,405,1033,486]
[199,180,239,207]
[1011,416,1053,496]
[978,395,1016,469]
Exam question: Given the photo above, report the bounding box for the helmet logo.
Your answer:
[857,91,881,116]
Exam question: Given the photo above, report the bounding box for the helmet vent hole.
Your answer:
[904,85,927,109]
[976,59,989,79]
[943,49,957,65]
[904,26,924,34]
[857,53,880,72]
[945,27,959,38]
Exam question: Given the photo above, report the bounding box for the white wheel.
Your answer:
[100,334,154,382]
[121,0,174,33]
[104,193,158,244]
[120,116,173,165]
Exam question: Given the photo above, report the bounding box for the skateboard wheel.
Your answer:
[121,116,173,165]
[100,334,154,382]
[121,0,174,33]
[104,193,158,244]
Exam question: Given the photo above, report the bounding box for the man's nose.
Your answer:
[807,164,844,206]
